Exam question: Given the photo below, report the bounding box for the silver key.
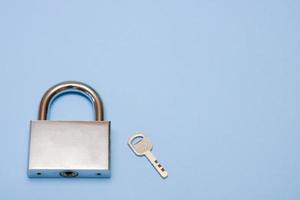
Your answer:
[128,132,168,179]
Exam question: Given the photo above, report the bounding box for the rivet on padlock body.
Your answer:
[28,81,110,178]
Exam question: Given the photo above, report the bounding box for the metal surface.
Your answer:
[128,132,168,179]
[28,121,110,178]
[28,81,110,178]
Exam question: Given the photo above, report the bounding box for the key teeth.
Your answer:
[155,161,168,179]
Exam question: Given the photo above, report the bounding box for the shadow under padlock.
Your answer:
[27,81,111,178]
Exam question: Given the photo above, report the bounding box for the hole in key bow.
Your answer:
[131,136,144,145]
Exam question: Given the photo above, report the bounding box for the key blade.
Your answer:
[144,151,168,179]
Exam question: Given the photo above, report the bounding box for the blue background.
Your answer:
[0,0,299,199]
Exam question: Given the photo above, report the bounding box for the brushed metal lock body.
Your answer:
[28,81,110,178]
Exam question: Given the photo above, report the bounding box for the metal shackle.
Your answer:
[38,81,103,121]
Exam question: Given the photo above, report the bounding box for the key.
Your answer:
[128,132,168,179]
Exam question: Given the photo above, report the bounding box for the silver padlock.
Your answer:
[28,81,110,178]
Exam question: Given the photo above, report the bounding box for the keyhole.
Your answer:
[60,170,78,177]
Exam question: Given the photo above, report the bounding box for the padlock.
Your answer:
[28,81,110,178]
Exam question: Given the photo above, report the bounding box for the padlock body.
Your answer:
[28,121,110,178]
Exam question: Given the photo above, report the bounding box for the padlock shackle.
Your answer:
[38,81,103,121]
